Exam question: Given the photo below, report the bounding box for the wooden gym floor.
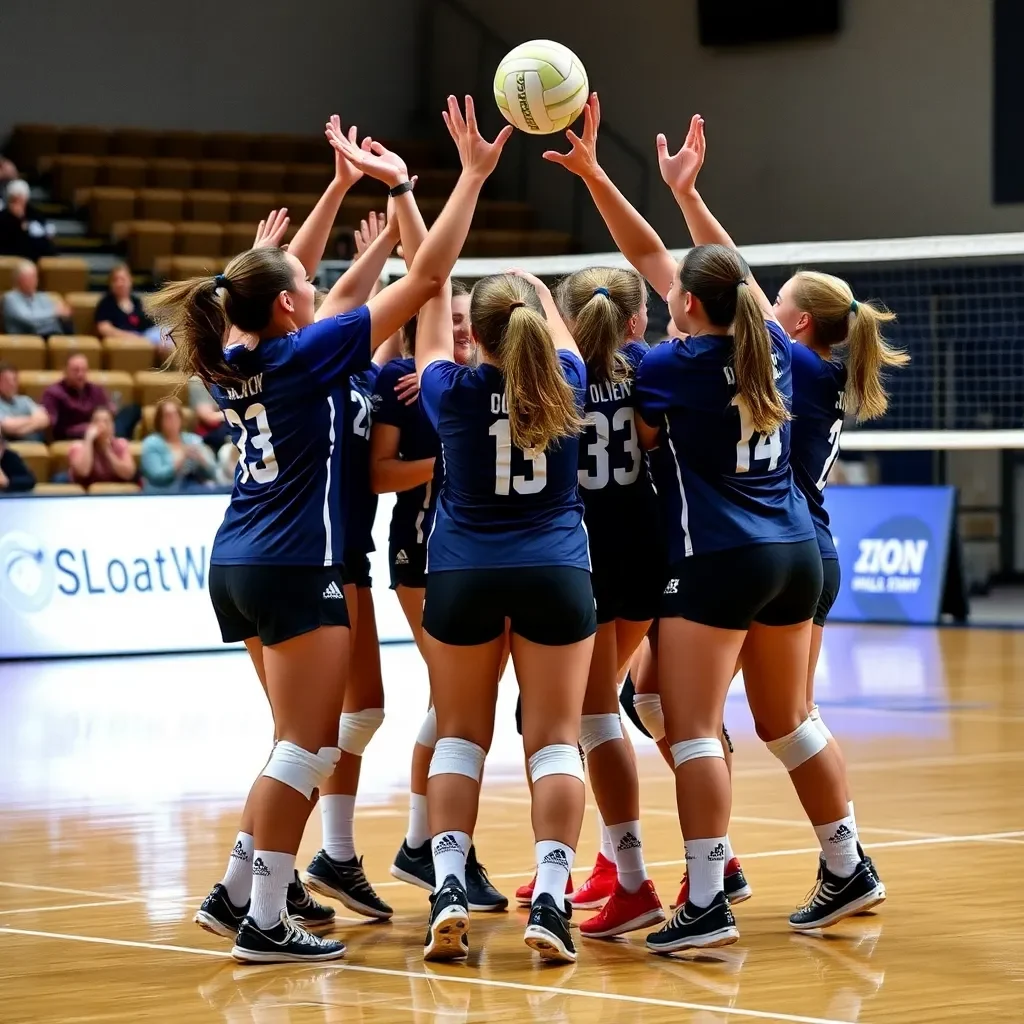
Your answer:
[1,623,1023,1023]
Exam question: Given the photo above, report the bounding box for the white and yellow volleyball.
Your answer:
[493,40,589,135]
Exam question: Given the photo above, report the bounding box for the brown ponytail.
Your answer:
[788,270,907,422]
[681,244,787,434]
[555,267,645,383]
[146,247,294,389]
[470,274,585,451]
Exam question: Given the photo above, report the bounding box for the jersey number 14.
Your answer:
[731,396,781,472]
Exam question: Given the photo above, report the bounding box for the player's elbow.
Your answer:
[407,267,445,303]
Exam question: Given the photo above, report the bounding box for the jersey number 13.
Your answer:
[489,419,546,495]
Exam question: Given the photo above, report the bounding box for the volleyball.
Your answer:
[493,40,589,135]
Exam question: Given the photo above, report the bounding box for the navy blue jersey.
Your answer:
[790,341,848,560]
[210,308,372,566]
[342,363,381,561]
[372,356,443,559]
[634,319,814,561]
[420,350,590,572]
[579,341,658,551]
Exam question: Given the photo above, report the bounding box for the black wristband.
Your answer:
[388,179,414,198]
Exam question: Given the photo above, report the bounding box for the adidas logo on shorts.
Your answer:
[707,843,726,862]
[829,823,855,844]
[395,549,410,566]
[616,831,642,851]
[252,856,271,877]
[541,847,570,869]
[230,840,249,863]
[664,579,679,595]
[433,833,462,856]
[323,581,344,600]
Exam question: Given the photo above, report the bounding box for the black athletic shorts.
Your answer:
[341,551,373,589]
[423,565,597,647]
[661,539,823,630]
[814,556,841,627]
[389,537,427,590]
[590,541,663,625]
[209,564,350,646]
[617,672,733,752]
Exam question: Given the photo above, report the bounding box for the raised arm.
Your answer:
[317,210,400,320]
[657,116,774,320]
[544,94,677,300]
[509,269,580,358]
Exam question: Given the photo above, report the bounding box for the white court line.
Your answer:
[0,925,853,1024]
[0,881,148,904]
[0,900,133,917]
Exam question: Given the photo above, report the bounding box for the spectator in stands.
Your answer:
[187,375,230,450]
[0,362,49,441]
[0,180,56,261]
[3,260,69,337]
[216,441,239,487]
[0,426,36,493]
[140,398,217,492]
[67,407,135,488]
[42,352,139,440]
[94,263,174,361]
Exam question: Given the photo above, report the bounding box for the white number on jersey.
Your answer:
[732,395,781,473]
[224,402,278,483]
[351,390,371,440]
[489,419,547,495]
[578,407,642,490]
[815,417,844,490]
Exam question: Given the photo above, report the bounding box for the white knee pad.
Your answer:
[579,713,622,755]
[529,743,585,784]
[428,737,486,781]
[416,706,437,748]
[633,693,666,742]
[809,705,834,743]
[261,740,340,799]
[670,737,724,769]
[766,718,828,772]
[338,708,384,756]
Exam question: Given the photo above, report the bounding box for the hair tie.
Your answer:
[214,274,229,291]
[592,287,610,298]
[509,300,525,310]
[735,279,747,288]
[849,299,859,314]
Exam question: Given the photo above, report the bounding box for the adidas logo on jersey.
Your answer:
[395,549,410,566]
[230,840,249,863]
[433,833,462,856]
[829,824,855,844]
[616,831,642,851]
[707,843,726,862]
[252,856,271,877]
[541,847,570,869]
[663,579,679,595]
[323,581,343,600]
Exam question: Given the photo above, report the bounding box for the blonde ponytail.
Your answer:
[734,283,787,434]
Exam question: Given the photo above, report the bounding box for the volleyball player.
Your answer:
[547,96,883,950]
[160,100,509,964]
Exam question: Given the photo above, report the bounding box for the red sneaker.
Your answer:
[672,857,752,910]
[579,880,665,938]
[515,872,575,907]
[568,852,617,910]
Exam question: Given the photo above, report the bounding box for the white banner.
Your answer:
[0,493,411,659]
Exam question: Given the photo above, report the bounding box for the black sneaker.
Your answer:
[790,859,886,931]
[646,892,739,955]
[286,871,336,931]
[391,839,434,892]
[231,912,346,964]
[524,892,576,963]
[194,883,249,938]
[725,863,753,904]
[858,844,887,905]
[305,851,393,920]
[465,846,508,912]
[423,874,470,961]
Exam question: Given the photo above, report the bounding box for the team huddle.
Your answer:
[149,93,907,965]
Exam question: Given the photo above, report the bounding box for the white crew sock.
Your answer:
[534,840,575,910]
[406,793,430,849]
[684,837,727,908]
[597,809,614,863]
[431,830,470,892]
[249,850,295,929]
[814,816,860,878]
[320,794,356,862]
[848,801,859,843]
[607,820,647,893]
[220,831,254,906]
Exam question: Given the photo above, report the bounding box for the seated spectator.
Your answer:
[0,361,50,441]
[140,398,217,492]
[42,353,139,441]
[0,180,56,260]
[95,263,174,361]
[0,426,36,493]
[67,407,135,488]
[187,375,230,451]
[3,259,69,337]
[0,159,19,188]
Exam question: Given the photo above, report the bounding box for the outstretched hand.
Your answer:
[252,208,290,249]
[542,92,601,179]
[327,115,365,191]
[325,121,408,188]
[657,114,705,195]
[442,95,512,180]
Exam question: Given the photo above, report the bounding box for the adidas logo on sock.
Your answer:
[323,581,343,600]
[230,840,249,863]
[252,857,271,877]
[616,831,642,851]
[541,848,570,868]
[707,843,726,862]
[829,824,855,844]
[395,549,410,565]
[433,833,462,856]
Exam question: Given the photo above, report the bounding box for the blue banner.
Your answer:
[827,485,957,625]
